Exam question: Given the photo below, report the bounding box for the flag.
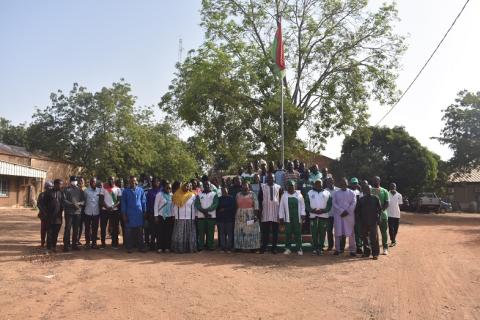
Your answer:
[271,19,286,79]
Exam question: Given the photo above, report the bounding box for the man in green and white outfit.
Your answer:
[194,182,219,251]
[279,180,306,256]
[371,176,390,255]
[305,179,332,255]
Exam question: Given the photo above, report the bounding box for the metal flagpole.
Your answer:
[281,77,284,168]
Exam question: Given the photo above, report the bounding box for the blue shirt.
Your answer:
[121,186,146,228]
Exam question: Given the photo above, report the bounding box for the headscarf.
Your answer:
[172,183,195,207]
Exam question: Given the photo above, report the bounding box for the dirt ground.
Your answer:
[0,209,480,320]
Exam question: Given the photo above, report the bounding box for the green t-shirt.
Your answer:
[371,187,389,218]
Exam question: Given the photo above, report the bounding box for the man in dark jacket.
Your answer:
[355,183,382,260]
[63,176,85,252]
[45,179,65,253]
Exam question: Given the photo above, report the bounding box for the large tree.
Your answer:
[0,117,28,147]
[161,0,405,169]
[27,81,199,181]
[438,90,480,173]
[332,126,439,198]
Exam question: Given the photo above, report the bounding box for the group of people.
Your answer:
[36,159,403,260]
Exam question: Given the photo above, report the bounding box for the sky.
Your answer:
[0,0,479,161]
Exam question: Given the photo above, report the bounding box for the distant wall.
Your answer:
[30,158,81,181]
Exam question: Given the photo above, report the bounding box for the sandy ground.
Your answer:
[0,209,480,320]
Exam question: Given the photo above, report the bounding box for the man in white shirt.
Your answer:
[84,177,101,249]
[99,176,122,249]
[387,183,403,247]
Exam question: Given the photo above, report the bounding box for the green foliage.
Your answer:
[0,117,28,146]
[332,126,439,198]
[161,0,406,170]
[438,90,480,173]
[26,81,199,181]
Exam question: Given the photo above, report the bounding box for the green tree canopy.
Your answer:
[332,126,439,198]
[26,81,199,181]
[438,90,480,173]
[0,117,28,147]
[161,0,406,170]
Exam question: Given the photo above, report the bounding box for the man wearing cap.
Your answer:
[258,173,282,254]
[279,180,306,256]
[306,179,332,255]
[350,177,364,255]
[332,177,357,256]
[45,179,64,253]
[63,176,85,252]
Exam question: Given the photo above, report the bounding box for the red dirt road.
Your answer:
[0,209,479,319]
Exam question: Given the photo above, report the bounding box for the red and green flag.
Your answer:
[271,19,286,79]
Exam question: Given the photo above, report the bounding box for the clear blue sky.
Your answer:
[1,0,479,160]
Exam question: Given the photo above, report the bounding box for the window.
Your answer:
[0,177,8,197]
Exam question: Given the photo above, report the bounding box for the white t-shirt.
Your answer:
[100,186,122,208]
[387,191,403,218]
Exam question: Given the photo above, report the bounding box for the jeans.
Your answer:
[261,221,279,252]
[63,214,81,248]
[217,221,234,251]
[388,217,400,243]
[84,214,100,245]
[125,227,145,251]
[47,224,61,250]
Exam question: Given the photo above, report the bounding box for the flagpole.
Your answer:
[281,77,284,168]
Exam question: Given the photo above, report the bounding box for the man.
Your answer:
[194,180,219,251]
[144,177,161,251]
[324,177,337,251]
[259,160,268,183]
[258,173,282,254]
[241,163,255,184]
[283,161,300,189]
[371,176,390,255]
[63,176,85,252]
[350,177,363,255]
[99,176,123,249]
[355,183,381,260]
[37,181,52,247]
[228,176,242,199]
[44,179,64,253]
[274,160,285,188]
[293,159,300,171]
[306,179,332,255]
[321,168,330,182]
[216,186,235,252]
[121,176,147,253]
[332,178,357,256]
[298,169,313,234]
[387,182,403,247]
[279,180,306,256]
[76,176,86,246]
[309,164,322,184]
[84,177,101,249]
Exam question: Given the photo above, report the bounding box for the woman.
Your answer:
[154,182,174,253]
[171,182,197,253]
[234,181,261,252]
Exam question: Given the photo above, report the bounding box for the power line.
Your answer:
[375,0,470,126]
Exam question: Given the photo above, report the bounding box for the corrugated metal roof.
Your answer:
[449,168,480,183]
[0,160,46,179]
[0,142,65,161]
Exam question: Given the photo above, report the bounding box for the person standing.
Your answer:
[84,177,101,249]
[356,183,382,260]
[283,161,300,189]
[325,177,337,251]
[306,179,332,255]
[332,178,357,257]
[371,176,390,255]
[37,181,52,247]
[154,182,174,253]
[171,182,197,253]
[63,176,85,252]
[121,176,147,253]
[258,173,282,254]
[250,174,261,198]
[309,165,322,183]
[44,179,64,253]
[144,177,162,251]
[279,180,306,255]
[194,181,219,251]
[274,160,285,188]
[241,163,255,183]
[99,176,122,249]
[76,176,86,246]
[350,177,364,255]
[387,183,403,247]
[234,181,261,252]
[216,186,235,252]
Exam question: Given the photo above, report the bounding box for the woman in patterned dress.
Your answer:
[234,181,261,251]
[171,182,197,253]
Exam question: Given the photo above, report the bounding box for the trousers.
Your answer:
[261,221,279,252]
[388,217,400,244]
[311,217,328,251]
[63,214,81,248]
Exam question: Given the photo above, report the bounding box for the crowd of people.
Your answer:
[36,159,403,260]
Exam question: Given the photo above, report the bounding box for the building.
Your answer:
[0,143,80,207]
[447,168,480,212]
